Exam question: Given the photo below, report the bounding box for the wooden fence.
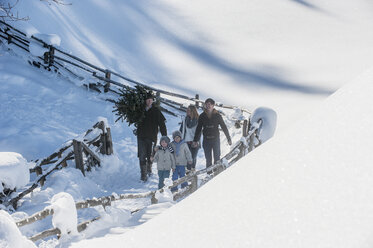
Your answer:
[2,121,112,209]
[0,20,268,243]
[0,20,251,117]
[14,117,262,242]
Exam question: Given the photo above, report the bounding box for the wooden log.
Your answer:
[16,208,54,227]
[151,193,158,204]
[29,227,61,242]
[105,127,113,155]
[75,192,153,210]
[104,70,111,92]
[81,142,100,165]
[73,140,85,176]
[242,119,248,137]
[29,216,101,242]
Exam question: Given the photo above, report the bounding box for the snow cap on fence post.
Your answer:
[249,107,277,143]
[50,192,78,237]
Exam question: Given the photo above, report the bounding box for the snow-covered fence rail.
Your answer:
[15,112,275,243]
[2,121,113,209]
[0,20,251,118]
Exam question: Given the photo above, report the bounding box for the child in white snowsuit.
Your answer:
[170,130,192,192]
[151,136,175,189]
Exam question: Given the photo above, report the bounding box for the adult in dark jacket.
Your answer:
[137,92,167,181]
[193,98,232,169]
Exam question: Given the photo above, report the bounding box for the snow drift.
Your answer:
[70,67,373,247]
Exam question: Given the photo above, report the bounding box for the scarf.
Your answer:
[172,140,185,156]
[160,145,174,153]
[185,115,198,128]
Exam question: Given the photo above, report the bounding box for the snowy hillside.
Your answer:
[1,0,373,247]
[70,67,373,248]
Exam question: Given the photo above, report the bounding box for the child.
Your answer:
[151,136,175,189]
[170,130,193,192]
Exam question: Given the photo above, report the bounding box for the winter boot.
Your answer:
[140,162,148,182]
[146,161,152,176]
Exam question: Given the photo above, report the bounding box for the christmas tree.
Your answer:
[113,85,153,134]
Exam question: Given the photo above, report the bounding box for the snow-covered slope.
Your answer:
[70,67,373,248]
[9,0,373,131]
[1,0,373,247]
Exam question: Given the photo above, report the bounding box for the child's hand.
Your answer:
[150,156,154,162]
[154,146,159,152]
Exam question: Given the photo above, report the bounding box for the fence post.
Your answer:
[195,94,199,108]
[104,70,111,92]
[242,119,248,137]
[49,46,55,67]
[73,140,85,176]
[105,127,113,155]
[190,175,198,193]
[151,192,158,204]
[156,91,161,106]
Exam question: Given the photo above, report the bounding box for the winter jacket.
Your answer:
[180,116,199,143]
[193,110,231,142]
[137,105,167,142]
[170,140,193,166]
[153,146,176,170]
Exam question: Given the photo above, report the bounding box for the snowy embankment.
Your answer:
[70,68,373,248]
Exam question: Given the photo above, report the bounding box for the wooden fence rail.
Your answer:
[2,121,113,209]
[0,20,251,116]
[0,20,267,242]
[15,118,262,242]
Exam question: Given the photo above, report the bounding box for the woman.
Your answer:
[180,105,200,172]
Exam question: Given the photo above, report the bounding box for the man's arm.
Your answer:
[218,114,232,145]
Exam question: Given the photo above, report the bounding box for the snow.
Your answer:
[49,192,78,237]
[29,40,49,57]
[0,0,373,247]
[0,152,31,192]
[0,210,36,248]
[33,34,61,46]
[69,66,373,248]
[249,107,277,143]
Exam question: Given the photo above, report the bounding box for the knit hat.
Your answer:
[145,91,154,100]
[172,130,182,140]
[160,136,170,145]
[205,98,215,105]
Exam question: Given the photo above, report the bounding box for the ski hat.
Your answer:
[160,136,170,145]
[172,130,182,140]
[145,91,154,100]
[205,98,215,105]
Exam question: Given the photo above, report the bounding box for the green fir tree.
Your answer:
[112,85,154,135]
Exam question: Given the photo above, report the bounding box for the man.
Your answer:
[136,92,167,181]
[193,98,232,169]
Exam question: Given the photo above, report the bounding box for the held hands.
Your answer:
[153,146,159,152]
[150,156,154,162]
[227,138,232,146]
[192,141,198,148]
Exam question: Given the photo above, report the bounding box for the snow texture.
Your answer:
[29,40,49,57]
[0,210,37,248]
[249,107,277,143]
[50,192,78,236]
[33,33,61,46]
[0,152,30,192]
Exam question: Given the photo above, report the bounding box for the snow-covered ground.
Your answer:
[1,0,373,247]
